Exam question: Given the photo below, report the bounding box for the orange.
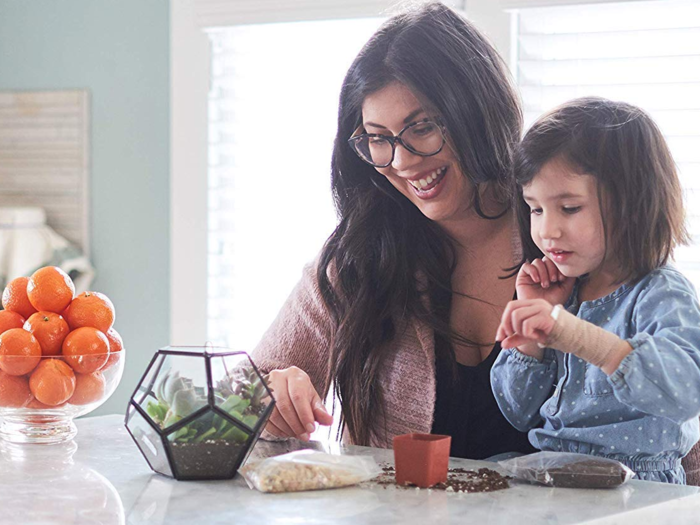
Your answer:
[2,276,37,320]
[102,327,124,370]
[26,398,66,409]
[62,291,115,333]
[23,312,70,356]
[0,328,42,376]
[29,359,76,406]
[69,371,106,405]
[0,370,33,408]
[61,327,109,374]
[0,310,25,335]
[27,266,75,313]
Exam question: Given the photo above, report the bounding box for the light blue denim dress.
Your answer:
[491,266,700,483]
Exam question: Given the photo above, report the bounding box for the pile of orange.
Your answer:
[0,266,124,409]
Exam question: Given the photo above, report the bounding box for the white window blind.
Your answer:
[207,18,383,349]
[514,0,700,288]
[0,90,90,252]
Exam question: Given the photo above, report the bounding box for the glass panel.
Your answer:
[138,354,208,433]
[210,353,273,433]
[131,354,165,411]
[165,408,250,479]
[126,406,172,477]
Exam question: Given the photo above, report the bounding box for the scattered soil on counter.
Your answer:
[371,465,510,493]
[170,440,246,478]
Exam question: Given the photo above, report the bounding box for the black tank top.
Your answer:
[431,341,537,459]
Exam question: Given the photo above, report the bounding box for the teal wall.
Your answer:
[0,0,170,416]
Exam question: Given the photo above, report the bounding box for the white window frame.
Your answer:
[169,0,644,344]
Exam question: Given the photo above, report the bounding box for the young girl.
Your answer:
[491,97,700,484]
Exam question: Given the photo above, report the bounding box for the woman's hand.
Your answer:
[264,366,334,441]
[496,298,557,353]
[516,257,574,306]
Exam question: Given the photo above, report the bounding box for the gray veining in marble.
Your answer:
[0,415,699,525]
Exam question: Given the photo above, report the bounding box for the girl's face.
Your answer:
[361,82,475,225]
[523,157,615,286]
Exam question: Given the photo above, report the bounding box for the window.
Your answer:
[207,18,383,348]
[513,0,700,288]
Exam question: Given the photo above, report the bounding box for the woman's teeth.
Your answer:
[410,167,446,190]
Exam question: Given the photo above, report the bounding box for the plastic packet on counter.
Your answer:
[498,452,635,489]
[240,450,382,493]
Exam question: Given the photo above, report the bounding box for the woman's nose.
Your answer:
[391,142,422,172]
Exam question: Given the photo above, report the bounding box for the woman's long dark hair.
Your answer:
[318,2,522,446]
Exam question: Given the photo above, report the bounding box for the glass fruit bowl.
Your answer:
[0,352,124,444]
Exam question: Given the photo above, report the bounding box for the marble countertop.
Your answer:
[1,415,699,524]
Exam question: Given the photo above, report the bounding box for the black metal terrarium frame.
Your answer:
[125,346,275,481]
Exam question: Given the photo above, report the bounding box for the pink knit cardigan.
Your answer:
[250,261,700,484]
[251,261,437,448]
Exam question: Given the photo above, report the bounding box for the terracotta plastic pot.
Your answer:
[393,433,451,488]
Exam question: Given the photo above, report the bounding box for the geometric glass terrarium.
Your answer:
[124,346,275,481]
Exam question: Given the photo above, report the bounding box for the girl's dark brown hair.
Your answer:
[514,96,688,285]
[319,2,522,446]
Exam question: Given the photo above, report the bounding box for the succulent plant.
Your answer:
[145,366,272,444]
[216,366,272,413]
[146,371,208,427]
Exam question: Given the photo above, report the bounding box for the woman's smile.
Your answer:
[407,166,448,199]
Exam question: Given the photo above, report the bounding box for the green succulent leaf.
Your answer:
[146,400,161,422]
[162,411,182,429]
[242,414,258,428]
[220,394,246,413]
[221,424,248,443]
[194,427,217,443]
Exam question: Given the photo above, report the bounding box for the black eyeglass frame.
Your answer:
[347,117,447,168]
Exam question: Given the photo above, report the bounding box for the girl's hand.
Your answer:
[496,298,557,350]
[264,366,333,441]
[516,257,574,306]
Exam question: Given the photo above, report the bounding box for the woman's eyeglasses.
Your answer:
[347,118,447,168]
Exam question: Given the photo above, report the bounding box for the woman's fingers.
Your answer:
[263,419,287,438]
[311,392,334,426]
[266,367,319,440]
[286,371,321,436]
[267,405,299,438]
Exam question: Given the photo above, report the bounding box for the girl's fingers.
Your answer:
[496,319,513,342]
[510,304,542,336]
[521,318,549,344]
[499,302,518,339]
[502,334,536,349]
[496,322,505,342]
[542,256,559,283]
[531,259,549,288]
[520,262,540,284]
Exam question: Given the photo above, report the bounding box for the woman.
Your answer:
[251,1,537,458]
